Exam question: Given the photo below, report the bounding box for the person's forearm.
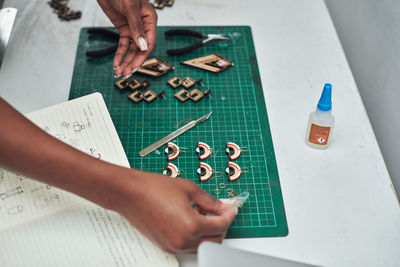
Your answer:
[0,98,238,253]
[0,98,128,209]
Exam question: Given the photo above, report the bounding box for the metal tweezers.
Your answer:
[165,29,232,55]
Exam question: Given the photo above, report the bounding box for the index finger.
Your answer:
[141,3,157,52]
[126,50,150,73]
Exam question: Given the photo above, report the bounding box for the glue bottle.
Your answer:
[305,83,335,149]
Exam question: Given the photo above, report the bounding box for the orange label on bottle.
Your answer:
[308,124,330,145]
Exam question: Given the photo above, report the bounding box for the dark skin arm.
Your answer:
[0,98,237,253]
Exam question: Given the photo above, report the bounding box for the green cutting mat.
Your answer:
[69,26,288,238]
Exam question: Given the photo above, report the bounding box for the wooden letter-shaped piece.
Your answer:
[174,89,189,102]
[114,79,128,90]
[137,58,174,77]
[181,77,196,89]
[167,77,182,89]
[128,91,143,103]
[127,79,142,91]
[188,89,204,102]
[181,54,233,73]
[143,90,158,103]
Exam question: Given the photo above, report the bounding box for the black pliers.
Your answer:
[85,28,119,58]
[165,29,232,56]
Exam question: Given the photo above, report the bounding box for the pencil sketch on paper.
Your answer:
[33,193,60,209]
[8,205,23,215]
[0,186,24,200]
[89,148,101,159]
[31,185,52,193]
[73,121,86,133]
[61,121,70,128]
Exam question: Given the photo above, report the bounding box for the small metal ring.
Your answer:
[218,183,226,189]
[210,148,219,158]
[228,194,235,199]
[214,171,223,178]
[226,188,233,194]
[214,188,221,195]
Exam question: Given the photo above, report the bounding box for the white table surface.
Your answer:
[1,0,400,266]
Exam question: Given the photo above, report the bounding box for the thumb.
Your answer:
[191,188,225,215]
[199,203,238,236]
[126,3,148,51]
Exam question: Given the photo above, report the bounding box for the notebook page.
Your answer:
[0,93,178,266]
[0,92,129,230]
[0,203,177,267]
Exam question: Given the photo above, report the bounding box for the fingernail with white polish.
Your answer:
[131,68,139,74]
[124,73,133,80]
[113,65,119,70]
[114,73,121,78]
[138,37,148,51]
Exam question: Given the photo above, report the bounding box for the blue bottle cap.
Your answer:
[317,83,332,111]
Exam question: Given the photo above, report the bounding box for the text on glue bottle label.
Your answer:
[308,124,331,145]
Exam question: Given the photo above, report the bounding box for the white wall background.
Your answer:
[325,0,400,195]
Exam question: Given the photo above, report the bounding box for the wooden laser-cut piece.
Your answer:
[128,91,143,103]
[226,162,242,181]
[114,79,128,90]
[127,78,142,91]
[181,77,196,89]
[197,162,213,182]
[189,88,204,102]
[196,142,212,160]
[165,142,180,161]
[163,163,180,178]
[152,0,174,9]
[180,54,233,73]
[143,90,158,103]
[174,89,189,102]
[153,0,164,9]
[164,0,174,6]
[142,80,151,89]
[137,58,174,77]
[167,76,182,89]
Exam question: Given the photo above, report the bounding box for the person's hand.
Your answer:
[112,170,238,253]
[97,0,157,79]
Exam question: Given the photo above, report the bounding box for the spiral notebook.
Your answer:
[0,93,178,267]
